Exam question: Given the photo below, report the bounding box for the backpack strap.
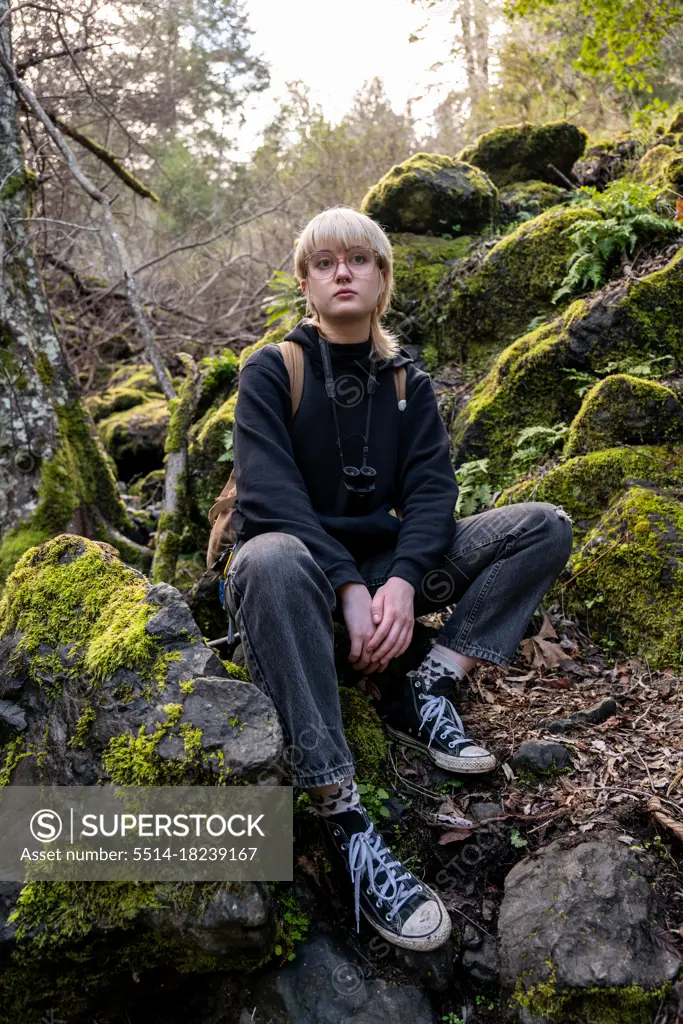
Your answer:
[279,340,305,418]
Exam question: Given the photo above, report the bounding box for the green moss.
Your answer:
[86,385,159,423]
[630,143,683,191]
[35,350,56,388]
[0,400,133,589]
[197,348,239,418]
[499,180,569,221]
[457,120,588,188]
[565,374,683,456]
[68,702,96,749]
[220,659,250,681]
[102,703,188,784]
[496,444,683,527]
[0,878,272,1021]
[454,244,683,483]
[338,686,389,787]
[0,534,178,702]
[0,168,36,202]
[511,955,671,1023]
[360,152,499,236]
[97,397,169,457]
[566,486,683,670]
[438,205,601,370]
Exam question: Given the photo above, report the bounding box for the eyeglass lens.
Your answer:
[307,248,378,280]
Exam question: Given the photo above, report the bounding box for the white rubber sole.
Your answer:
[360,886,452,951]
[386,725,498,774]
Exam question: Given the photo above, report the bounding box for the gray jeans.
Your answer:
[223,501,574,789]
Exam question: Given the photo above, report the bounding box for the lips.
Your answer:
[335,289,356,296]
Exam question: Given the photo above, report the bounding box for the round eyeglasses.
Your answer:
[304,247,382,281]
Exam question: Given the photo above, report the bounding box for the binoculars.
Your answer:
[333,465,377,516]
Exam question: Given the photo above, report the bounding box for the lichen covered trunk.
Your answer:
[0,2,135,586]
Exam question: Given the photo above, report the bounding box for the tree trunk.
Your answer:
[0,0,145,587]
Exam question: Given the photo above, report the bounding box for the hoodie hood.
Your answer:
[284,320,413,371]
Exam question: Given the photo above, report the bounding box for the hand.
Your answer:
[364,576,415,674]
[337,582,379,673]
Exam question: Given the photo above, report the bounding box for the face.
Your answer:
[300,245,386,321]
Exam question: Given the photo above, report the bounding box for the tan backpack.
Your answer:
[206,340,407,570]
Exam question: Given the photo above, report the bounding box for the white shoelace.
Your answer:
[347,823,423,933]
[418,692,473,751]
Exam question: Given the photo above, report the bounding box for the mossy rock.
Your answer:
[86,384,161,423]
[498,180,569,223]
[0,878,274,1021]
[187,392,237,523]
[566,485,683,670]
[437,204,602,372]
[360,152,499,236]
[196,347,239,422]
[457,120,588,188]
[338,685,389,788]
[128,467,165,501]
[453,245,683,485]
[238,322,296,372]
[496,444,683,531]
[97,398,170,482]
[668,108,683,134]
[564,374,683,456]
[387,231,474,346]
[629,143,683,192]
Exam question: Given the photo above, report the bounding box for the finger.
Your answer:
[366,607,396,652]
[395,622,414,659]
[370,589,384,627]
[369,620,404,663]
[377,624,411,671]
[348,633,364,663]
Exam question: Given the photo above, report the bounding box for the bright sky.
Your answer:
[233,0,465,160]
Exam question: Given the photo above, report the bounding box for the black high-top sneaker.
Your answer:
[384,670,497,774]
[318,803,452,952]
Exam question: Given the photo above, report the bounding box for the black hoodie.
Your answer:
[230,320,459,594]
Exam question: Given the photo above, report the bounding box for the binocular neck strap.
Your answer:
[318,336,378,474]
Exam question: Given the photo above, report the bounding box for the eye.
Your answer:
[349,250,367,265]
[313,254,333,269]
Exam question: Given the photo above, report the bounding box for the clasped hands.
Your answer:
[337,577,415,674]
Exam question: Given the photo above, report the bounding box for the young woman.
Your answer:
[223,205,574,952]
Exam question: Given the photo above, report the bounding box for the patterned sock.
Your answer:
[413,642,469,694]
[309,776,360,817]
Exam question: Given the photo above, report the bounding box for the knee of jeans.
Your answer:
[538,502,574,554]
[236,532,312,578]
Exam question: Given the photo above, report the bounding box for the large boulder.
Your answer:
[97,397,170,482]
[387,231,475,348]
[360,152,498,236]
[630,142,683,194]
[571,131,643,189]
[437,204,602,374]
[498,180,569,224]
[566,486,683,670]
[457,120,588,188]
[499,834,681,1022]
[0,533,285,1020]
[496,444,683,534]
[452,244,683,483]
[564,374,683,456]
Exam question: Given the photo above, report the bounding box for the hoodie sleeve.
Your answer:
[387,368,459,593]
[231,346,366,593]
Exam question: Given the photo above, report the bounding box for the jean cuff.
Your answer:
[435,636,512,669]
[292,762,357,789]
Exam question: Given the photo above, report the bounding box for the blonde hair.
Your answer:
[293,205,402,363]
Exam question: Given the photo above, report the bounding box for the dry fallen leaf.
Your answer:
[520,614,581,672]
[438,828,473,845]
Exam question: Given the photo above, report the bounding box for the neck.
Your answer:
[317,314,372,345]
